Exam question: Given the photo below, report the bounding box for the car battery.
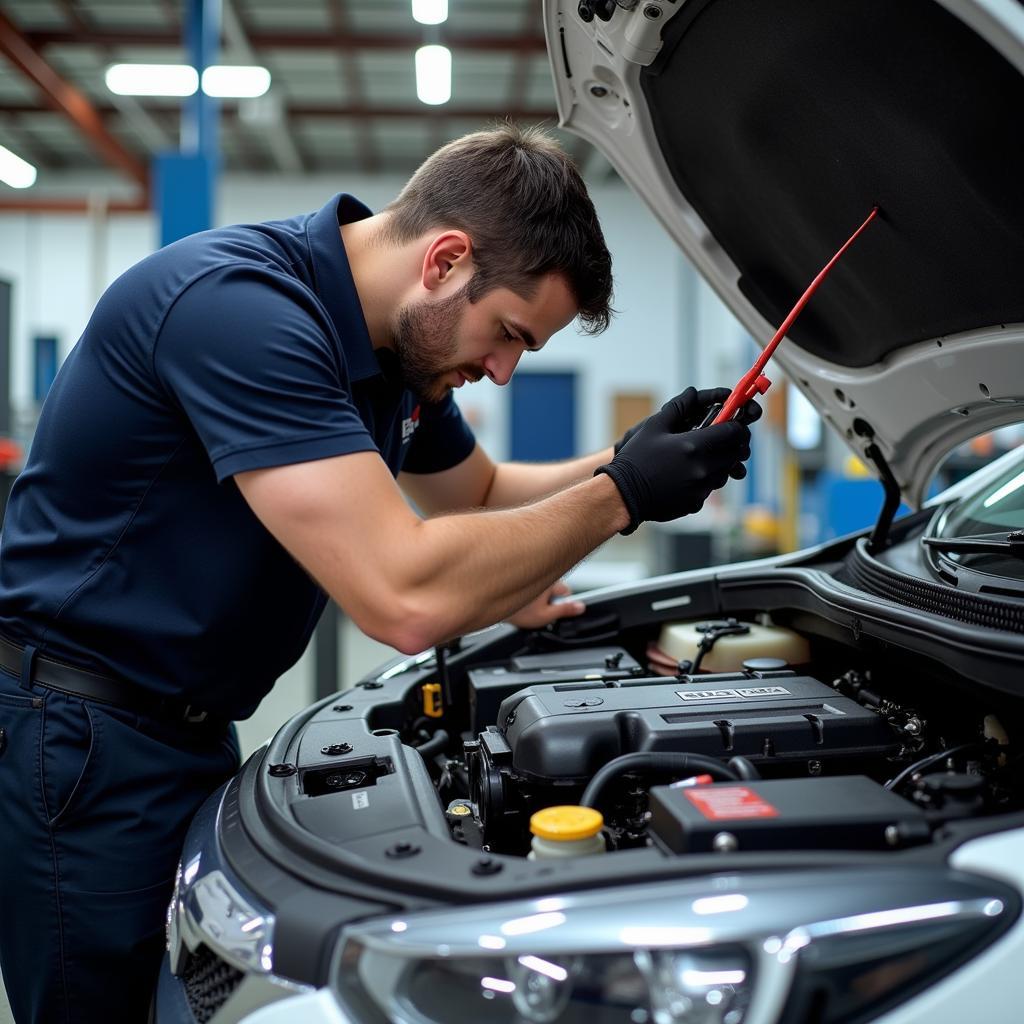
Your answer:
[468,646,642,734]
[648,776,931,853]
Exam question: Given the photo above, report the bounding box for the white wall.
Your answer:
[0,172,750,452]
[0,212,154,413]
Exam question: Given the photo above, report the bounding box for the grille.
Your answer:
[840,540,1024,633]
[181,945,244,1023]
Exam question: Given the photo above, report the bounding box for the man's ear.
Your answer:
[420,230,473,292]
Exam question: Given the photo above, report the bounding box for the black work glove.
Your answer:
[613,419,645,457]
[613,387,761,455]
[597,387,756,535]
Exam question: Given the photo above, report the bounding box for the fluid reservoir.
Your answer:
[655,619,809,674]
[528,806,606,859]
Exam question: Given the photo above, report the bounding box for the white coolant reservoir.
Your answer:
[528,806,606,859]
[656,619,810,674]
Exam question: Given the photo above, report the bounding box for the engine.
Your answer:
[431,621,1010,858]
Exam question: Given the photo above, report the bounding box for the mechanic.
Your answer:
[0,124,754,1023]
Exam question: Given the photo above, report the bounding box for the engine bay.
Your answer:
[310,608,1022,865]
[420,621,1011,859]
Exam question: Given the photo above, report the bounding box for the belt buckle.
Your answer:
[182,704,209,724]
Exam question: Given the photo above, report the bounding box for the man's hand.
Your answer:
[614,387,762,456]
[506,580,585,629]
[613,418,645,457]
[597,386,756,534]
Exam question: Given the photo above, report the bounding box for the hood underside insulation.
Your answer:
[641,0,1024,367]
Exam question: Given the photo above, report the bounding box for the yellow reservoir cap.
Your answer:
[530,806,604,841]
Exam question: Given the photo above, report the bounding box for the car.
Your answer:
[156,0,1024,1021]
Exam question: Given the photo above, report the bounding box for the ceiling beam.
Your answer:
[0,112,68,170]
[288,104,558,121]
[427,111,445,163]
[54,0,173,154]
[507,0,543,116]
[0,7,148,187]
[156,0,180,30]
[24,28,548,54]
[222,0,305,173]
[325,0,377,174]
[225,109,277,173]
[108,92,175,153]
[0,195,149,213]
[0,101,558,121]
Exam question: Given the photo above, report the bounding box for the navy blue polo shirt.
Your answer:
[0,194,476,719]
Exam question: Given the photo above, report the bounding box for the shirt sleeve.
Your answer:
[400,393,477,474]
[153,264,378,481]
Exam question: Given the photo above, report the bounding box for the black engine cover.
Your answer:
[496,673,900,782]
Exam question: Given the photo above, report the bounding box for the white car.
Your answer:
[157,1,1024,1021]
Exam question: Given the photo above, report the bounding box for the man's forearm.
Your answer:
[483,447,614,508]
[241,388,753,656]
[238,450,628,656]
[393,472,627,648]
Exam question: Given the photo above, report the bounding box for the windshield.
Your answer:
[935,454,1024,581]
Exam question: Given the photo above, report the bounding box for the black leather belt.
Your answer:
[0,635,223,729]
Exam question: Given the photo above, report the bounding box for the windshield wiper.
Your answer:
[922,530,1024,559]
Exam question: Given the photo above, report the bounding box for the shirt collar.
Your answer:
[306,193,381,382]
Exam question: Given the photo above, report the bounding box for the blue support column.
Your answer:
[154,152,216,246]
[182,0,221,159]
[154,0,222,247]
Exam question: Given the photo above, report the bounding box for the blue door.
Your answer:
[34,335,59,403]
[510,371,577,462]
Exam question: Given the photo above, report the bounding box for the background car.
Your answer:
[157,0,1024,1021]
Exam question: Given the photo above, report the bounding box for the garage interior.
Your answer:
[2,1,1022,1022]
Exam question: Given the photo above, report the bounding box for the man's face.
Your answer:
[391,272,578,403]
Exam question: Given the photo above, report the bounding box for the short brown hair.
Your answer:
[382,123,613,334]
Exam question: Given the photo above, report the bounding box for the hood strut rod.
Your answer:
[855,419,901,553]
[706,206,880,426]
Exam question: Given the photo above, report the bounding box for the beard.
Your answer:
[391,284,480,403]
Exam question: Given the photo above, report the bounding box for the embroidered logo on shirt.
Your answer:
[401,405,421,444]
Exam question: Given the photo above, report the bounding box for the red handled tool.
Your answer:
[699,206,880,428]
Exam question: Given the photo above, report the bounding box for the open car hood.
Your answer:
[545,0,1024,507]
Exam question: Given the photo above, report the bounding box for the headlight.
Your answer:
[331,868,1015,1024]
[171,862,274,974]
[167,790,277,978]
[166,787,312,1022]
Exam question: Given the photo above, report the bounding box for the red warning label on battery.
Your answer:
[684,786,780,820]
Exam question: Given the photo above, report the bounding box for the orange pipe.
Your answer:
[0,196,150,214]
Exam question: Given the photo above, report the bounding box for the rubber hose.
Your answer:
[580,752,738,809]
[414,729,449,761]
[727,755,760,780]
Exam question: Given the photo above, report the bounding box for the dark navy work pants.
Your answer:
[0,667,240,1023]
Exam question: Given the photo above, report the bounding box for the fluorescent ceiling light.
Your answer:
[0,144,37,189]
[106,63,198,97]
[105,64,271,98]
[412,0,448,24]
[202,65,271,98]
[415,45,451,105]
